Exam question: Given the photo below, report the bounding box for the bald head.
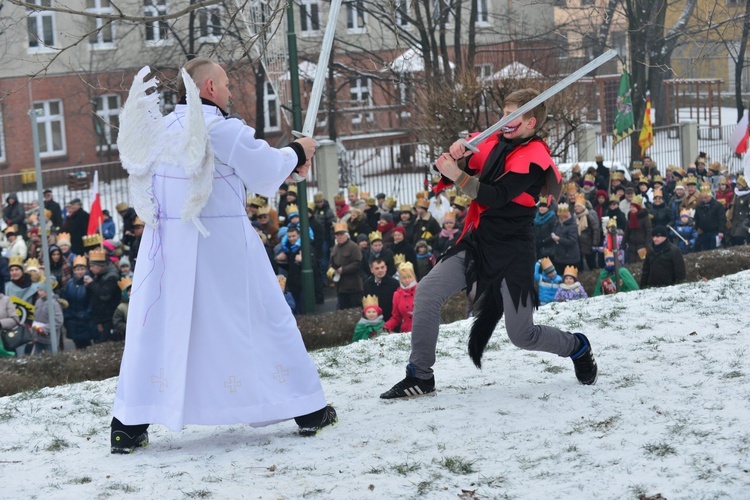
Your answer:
[178,57,232,112]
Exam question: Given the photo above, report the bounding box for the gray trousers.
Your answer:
[409,251,580,379]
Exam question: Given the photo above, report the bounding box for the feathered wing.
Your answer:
[179,68,214,236]
[117,66,165,228]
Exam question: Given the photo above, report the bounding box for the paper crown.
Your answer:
[277,274,287,290]
[716,198,726,206]
[606,216,618,228]
[313,192,325,202]
[637,176,649,185]
[362,294,380,309]
[397,261,415,277]
[652,175,664,184]
[132,217,145,227]
[609,194,619,203]
[540,257,554,273]
[393,253,406,265]
[333,194,346,204]
[572,164,581,172]
[557,203,570,214]
[25,258,40,272]
[333,222,348,233]
[369,230,383,243]
[3,225,18,235]
[88,247,107,263]
[652,189,663,198]
[287,185,298,195]
[699,184,713,195]
[611,171,624,180]
[73,255,88,267]
[414,198,429,209]
[82,233,104,247]
[56,232,71,246]
[8,255,24,268]
[583,174,595,185]
[446,188,457,199]
[604,249,614,260]
[563,265,579,278]
[286,204,299,217]
[630,169,642,179]
[365,197,377,207]
[674,180,686,190]
[431,175,442,184]
[538,195,549,206]
[117,276,133,291]
[360,191,371,199]
[443,211,456,221]
[249,196,267,207]
[415,191,428,200]
[566,183,578,194]
[574,193,586,207]
[631,195,643,207]
[347,185,359,194]
[399,204,412,212]
[685,175,698,185]
[385,196,398,209]
[738,175,748,188]
[453,195,470,208]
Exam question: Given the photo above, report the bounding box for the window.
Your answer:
[27,0,56,51]
[144,0,170,44]
[264,82,280,131]
[475,63,493,81]
[432,0,452,26]
[581,0,596,5]
[727,0,741,6]
[0,110,5,163]
[33,100,66,157]
[299,0,320,34]
[395,0,409,27]
[346,0,366,32]
[476,0,490,25]
[94,94,121,151]
[159,89,177,115]
[350,77,373,124]
[86,0,115,48]
[197,6,222,42]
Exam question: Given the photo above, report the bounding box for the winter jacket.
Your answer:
[533,210,558,259]
[101,218,116,240]
[61,208,90,255]
[593,268,639,296]
[61,276,97,342]
[694,198,727,234]
[329,237,363,294]
[673,219,698,254]
[352,316,384,342]
[412,214,441,247]
[729,191,750,238]
[534,261,562,305]
[112,301,129,339]
[0,294,19,330]
[6,236,28,260]
[623,209,652,262]
[554,283,588,302]
[648,202,674,229]
[552,215,580,265]
[576,210,601,255]
[390,239,418,270]
[640,241,686,288]
[32,294,64,344]
[87,261,121,325]
[384,283,416,333]
[415,252,436,282]
[4,195,26,236]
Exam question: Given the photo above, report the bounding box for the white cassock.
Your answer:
[113,103,326,431]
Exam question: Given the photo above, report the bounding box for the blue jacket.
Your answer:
[102,218,116,240]
[534,261,562,305]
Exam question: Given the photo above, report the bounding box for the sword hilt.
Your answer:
[290,131,319,182]
[460,138,480,153]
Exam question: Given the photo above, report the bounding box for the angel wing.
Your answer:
[118,66,166,228]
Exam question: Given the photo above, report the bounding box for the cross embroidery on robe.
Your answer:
[151,369,168,393]
[273,365,289,383]
[224,376,242,393]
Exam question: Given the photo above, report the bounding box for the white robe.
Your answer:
[113,104,326,431]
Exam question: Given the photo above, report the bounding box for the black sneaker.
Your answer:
[571,333,598,385]
[380,365,435,399]
[111,429,149,454]
[296,404,337,436]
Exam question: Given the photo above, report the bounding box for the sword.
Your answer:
[460,49,619,153]
[290,0,344,181]
[667,224,689,245]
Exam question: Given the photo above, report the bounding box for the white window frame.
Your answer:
[476,0,490,26]
[86,0,116,49]
[159,89,178,115]
[299,0,320,35]
[33,100,66,158]
[350,77,374,124]
[476,63,493,81]
[27,0,57,53]
[197,5,222,43]
[0,109,6,163]
[264,82,281,132]
[144,0,171,45]
[94,94,121,152]
[396,79,411,118]
[395,0,409,27]
[345,0,366,33]
[432,0,452,28]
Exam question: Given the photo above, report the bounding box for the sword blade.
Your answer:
[461,49,618,152]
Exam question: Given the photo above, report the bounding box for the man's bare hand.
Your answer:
[294,137,316,161]
[449,140,472,160]
[435,153,462,181]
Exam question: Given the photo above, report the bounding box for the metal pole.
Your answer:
[287,2,315,314]
[29,108,58,353]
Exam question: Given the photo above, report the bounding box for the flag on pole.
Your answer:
[613,70,635,145]
[728,110,749,155]
[87,171,103,236]
[638,94,653,156]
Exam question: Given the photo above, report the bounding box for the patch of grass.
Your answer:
[185,490,212,498]
[392,460,421,475]
[45,437,70,452]
[643,441,677,457]
[106,482,140,493]
[440,455,476,475]
[70,476,92,484]
[722,370,744,379]
[614,375,639,389]
[543,365,565,374]
[367,466,386,474]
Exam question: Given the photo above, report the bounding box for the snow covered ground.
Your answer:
[1,272,749,499]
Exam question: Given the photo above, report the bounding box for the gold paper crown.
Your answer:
[313,192,325,202]
[365,197,377,207]
[685,175,698,185]
[250,196,267,207]
[347,185,359,194]
[738,175,748,188]
[117,276,133,291]
[674,180,686,190]
[82,233,104,247]
[453,195,470,208]
[399,204,412,212]
[563,265,579,278]
[8,255,24,268]
[257,205,272,216]
[611,171,624,180]
[385,196,397,209]
[285,204,299,216]
[699,184,713,195]
[540,257,554,272]
[637,176,649,184]
[604,249,614,260]
[566,183,578,194]
[307,201,315,211]
[538,195,549,206]
[360,191,370,199]
[631,169,642,179]
[362,294,380,309]
[88,247,107,262]
[287,185,298,194]
[574,193,586,207]
[333,194,346,203]
[557,203,570,214]
[415,190,428,200]
[25,258,40,272]
[397,261,415,277]
[133,217,145,227]
[584,173,595,183]
[572,164,581,172]
[606,216,618,228]
[3,225,18,235]
[631,194,644,206]
[277,274,287,290]
[393,253,406,265]
[716,198,726,206]
[443,211,456,221]
[369,230,383,243]
[446,188,457,199]
[609,194,619,203]
[56,232,71,245]
[653,189,663,198]
[333,222,348,233]
[652,175,664,184]
[414,198,429,209]
[73,255,88,267]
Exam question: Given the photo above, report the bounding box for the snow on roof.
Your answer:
[493,61,544,80]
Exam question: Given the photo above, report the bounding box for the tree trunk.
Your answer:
[254,62,266,140]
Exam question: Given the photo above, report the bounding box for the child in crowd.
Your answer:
[352,295,385,342]
[384,262,417,333]
[112,276,132,341]
[435,211,460,258]
[414,240,437,282]
[554,266,588,302]
[673,209,698,254]
[534,257,562,306]
[593,250,639,296]
[277,275,296,312]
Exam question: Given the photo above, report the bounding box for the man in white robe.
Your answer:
[111,58,336,454]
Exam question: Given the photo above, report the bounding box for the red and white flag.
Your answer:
[87,170,103,235]
[729,110,749,155]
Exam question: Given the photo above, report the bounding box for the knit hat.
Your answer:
[380,212,393,223]
[596,189,608,201]
[356,233,369,243]
[583,174,595,187]
[652,225,669,238]
[392,226,406,237]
